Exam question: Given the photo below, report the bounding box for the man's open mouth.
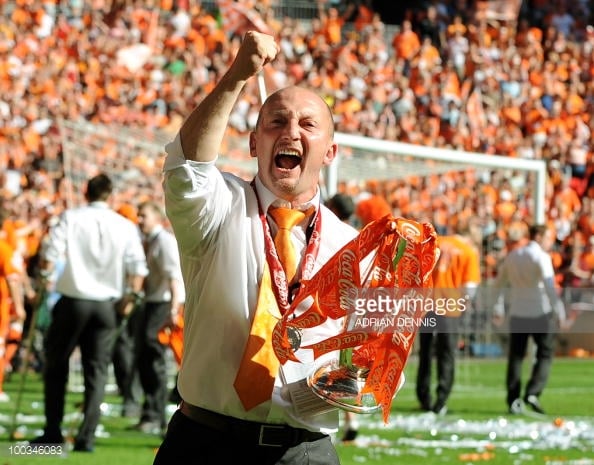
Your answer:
[274,150,302,170]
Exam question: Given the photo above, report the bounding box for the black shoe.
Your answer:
[508,398,523,414]
[29,434,64,445]
[73,443,94,452]
[341,428,358,442]
[432,403,448,415]
[524,395,545,414]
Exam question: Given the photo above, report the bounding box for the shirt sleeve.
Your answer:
[42,211,68,264]
[492,259,509,317]
[160,232,183,280]
[540,251,566,321]
[124,226,149,278]
[162,133,233,257]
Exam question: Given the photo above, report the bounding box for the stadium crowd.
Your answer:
[0,0,594,394]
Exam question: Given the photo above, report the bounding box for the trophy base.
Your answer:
[308,362,380,414]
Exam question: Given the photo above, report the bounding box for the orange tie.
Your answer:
[233,264,281,410]
[268,206,308,282]
[233,207,308,410]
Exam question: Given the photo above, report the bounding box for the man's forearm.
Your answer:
[6,274,25,320]
[127,275,145,295]
[180,71,249,163]
[169,278,183,316]
[179,31,279,163]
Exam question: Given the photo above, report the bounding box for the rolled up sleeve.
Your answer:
[162,134,232,257]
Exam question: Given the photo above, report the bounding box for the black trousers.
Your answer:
[112,311,142,411]
[153,410,340,465]
[42,295,116,447]
[506,315,555,405]
[416,314,458,409]
[134,301,170,425]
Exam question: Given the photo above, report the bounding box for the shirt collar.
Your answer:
[254,176,320,219]
[89,201,110,209]
[145,224,164,241]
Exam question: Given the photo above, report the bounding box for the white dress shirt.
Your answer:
[494,240,566,320]
[43,201,148,300]
[163,135,359,432]
[143,224,185,303]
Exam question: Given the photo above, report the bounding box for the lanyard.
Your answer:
[252,183,322,314]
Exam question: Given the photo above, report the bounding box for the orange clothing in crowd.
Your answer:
[392,28,421,60]
[0,237,22,396]
[354,5,374,32]
[355,195,392,227]
[435,237,479,288]
[322,9,345,46]
[432,235,481,316]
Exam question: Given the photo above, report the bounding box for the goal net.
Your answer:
[58,119,258,208]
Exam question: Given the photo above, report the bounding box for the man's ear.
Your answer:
[322,141,338,166]
[249,132,257,158]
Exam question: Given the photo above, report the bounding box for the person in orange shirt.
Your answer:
[0,235,26,402]
[392,19,420,76]
[318,5,354,47]
[416,231,481,414]
[494,190,518,225]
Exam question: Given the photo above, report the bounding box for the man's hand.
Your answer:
[159,303,183,332]
[559,317,574,332]
[116,291,143,317]
[115,296,135,317]
[229,31,279,82]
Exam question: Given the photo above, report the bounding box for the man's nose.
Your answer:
[285,119,300,139]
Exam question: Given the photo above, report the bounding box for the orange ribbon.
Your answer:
[272,215,439,422]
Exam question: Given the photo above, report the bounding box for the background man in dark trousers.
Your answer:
[30,173,147,451]
[492,224,572,414]
[129,200,184,435]
[416,231,481,415]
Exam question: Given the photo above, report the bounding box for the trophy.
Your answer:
[273,216,439,421]
[308,348,380,413]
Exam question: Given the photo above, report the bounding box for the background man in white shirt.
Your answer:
[129,200,184,435]
[30,173,148,452]
[493,224,571,415]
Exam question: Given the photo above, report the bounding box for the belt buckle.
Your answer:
[258,424,286,447]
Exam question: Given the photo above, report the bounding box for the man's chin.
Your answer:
[273,178,298,195]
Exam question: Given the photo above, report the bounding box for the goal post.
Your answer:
[329,132,547,225]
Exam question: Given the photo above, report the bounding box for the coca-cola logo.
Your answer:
[338,278,358,313]
[338,248,357,281]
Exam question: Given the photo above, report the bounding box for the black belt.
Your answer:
[179,401,327,447]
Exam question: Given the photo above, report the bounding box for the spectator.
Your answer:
[392,19,421,76]
[0,226,26,401]
[417,4,444,49]
[1,2,594,396]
